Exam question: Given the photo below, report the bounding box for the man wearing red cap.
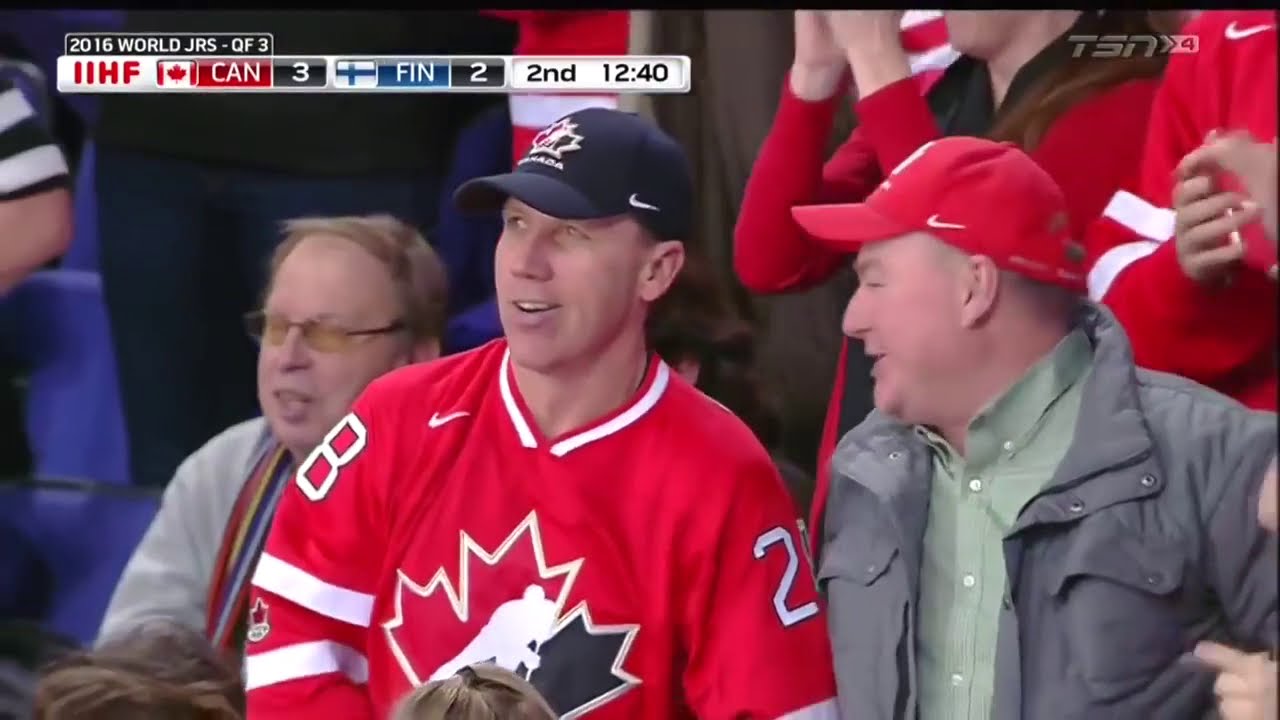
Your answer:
[792,136,1277,719]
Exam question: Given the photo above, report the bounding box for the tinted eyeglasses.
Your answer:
[244,310,405,353]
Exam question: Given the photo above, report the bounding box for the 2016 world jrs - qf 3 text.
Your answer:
[56,36,691,95]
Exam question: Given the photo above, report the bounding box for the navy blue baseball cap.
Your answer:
[454,108,694,241]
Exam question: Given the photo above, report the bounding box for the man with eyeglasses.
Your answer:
[99,214,446,658]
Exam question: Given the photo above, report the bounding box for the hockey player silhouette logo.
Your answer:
[429,585,557,681]
[384,512,642,718]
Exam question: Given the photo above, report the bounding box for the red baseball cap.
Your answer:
[791,137,1088,291]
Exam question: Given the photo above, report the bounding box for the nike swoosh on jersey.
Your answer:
[1225,21,1274,40]
[428,411,471,428]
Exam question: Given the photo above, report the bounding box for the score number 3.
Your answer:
[753,526,820,627]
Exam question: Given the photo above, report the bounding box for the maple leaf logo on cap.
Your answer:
[528,118,584,160]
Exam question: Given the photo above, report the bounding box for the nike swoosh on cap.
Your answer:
[926,214,966,230]
[629,193,660,211]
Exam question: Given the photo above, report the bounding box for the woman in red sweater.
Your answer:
[733,10,1180,558]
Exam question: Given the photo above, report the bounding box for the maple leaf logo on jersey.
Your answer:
[527,118,584,160]
[383,511,641,719]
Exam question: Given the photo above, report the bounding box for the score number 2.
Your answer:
[753,526,820,627]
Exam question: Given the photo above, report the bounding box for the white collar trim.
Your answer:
[498,348,670,457]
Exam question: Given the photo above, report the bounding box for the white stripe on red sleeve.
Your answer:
[252,552,377,627]
[244,640,370,690]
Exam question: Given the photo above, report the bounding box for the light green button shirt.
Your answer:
[916,329,1094,720]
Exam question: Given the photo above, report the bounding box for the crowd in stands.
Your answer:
[0,8,1277,720]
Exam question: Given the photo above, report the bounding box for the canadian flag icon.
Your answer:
[156,60,195,87]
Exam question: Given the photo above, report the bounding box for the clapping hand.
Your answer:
[1195,641,1277,720]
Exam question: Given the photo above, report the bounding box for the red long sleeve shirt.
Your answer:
[735,70,1160,559]
[1084,10,1278,411]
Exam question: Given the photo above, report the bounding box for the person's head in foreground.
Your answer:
[251,214,447,459]
[792,136,1088,439]
[33,620,244,719]
[455,108,693,381]
[389,664,556,720]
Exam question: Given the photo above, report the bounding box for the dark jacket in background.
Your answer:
[97,12,516,176]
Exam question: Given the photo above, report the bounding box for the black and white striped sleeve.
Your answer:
[0,77,70,201]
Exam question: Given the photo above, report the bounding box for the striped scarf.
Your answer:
[205,436,293,653]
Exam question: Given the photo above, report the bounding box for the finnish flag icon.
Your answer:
[335,59,378,88]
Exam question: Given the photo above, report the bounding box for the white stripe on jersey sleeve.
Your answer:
[0,144,69,195]
[1103,190,1176,242]
[252,552,376,627]
[244,640,369,690]
[0,87,36,134]
[1088,239,1161,301]
[909,44,962,75]
[776,698,840,720]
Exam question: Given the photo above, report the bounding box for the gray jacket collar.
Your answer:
[832,302,1155,514]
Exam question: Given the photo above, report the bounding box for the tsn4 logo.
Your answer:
[1068,33,1200,59]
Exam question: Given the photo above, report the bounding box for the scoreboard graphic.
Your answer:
[57,32,691,94]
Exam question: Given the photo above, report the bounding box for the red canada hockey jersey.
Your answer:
[244,340,837,720]
[1085,10,1277,410]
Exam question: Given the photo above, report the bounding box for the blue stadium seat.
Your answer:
[446,299,501,355]
[0,480,158,645]
[0,41,127,484]
[0,271,130,485]
[62,140,100,272]
[0,520,50,622]
[432,103,509,316]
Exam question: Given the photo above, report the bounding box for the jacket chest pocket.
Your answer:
[819,536,897,591]
[819,528,906,719]
[1046,526,1188,697]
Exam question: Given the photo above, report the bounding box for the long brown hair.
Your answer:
[33,621,244,720]
[990,10,1184,150]
[648,255,782,449]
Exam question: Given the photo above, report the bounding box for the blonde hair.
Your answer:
[33,621,244,720]
[390,664,557,720]
[269,214,449,343]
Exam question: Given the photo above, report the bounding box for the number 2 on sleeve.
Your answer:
[753,527,820,628]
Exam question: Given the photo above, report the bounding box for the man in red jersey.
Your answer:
[244,108,838,720]
[1085,9,1277,410]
